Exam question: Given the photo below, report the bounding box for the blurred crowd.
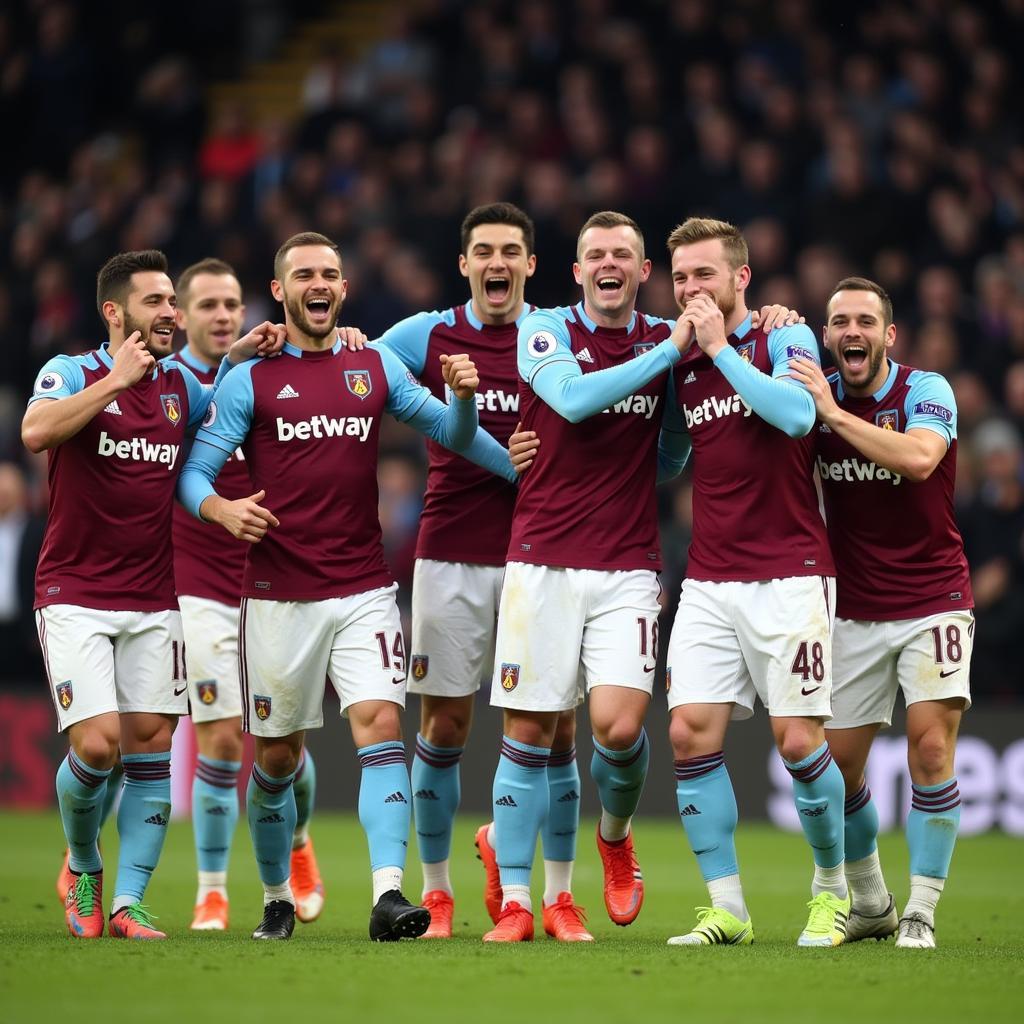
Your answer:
[1,0,1022,694]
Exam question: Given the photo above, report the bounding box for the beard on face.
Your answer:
[285,291,338,339]
[124,310,173,355]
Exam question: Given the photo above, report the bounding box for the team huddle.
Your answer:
[25,203,972,949]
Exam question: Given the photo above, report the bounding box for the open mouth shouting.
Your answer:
[304,295,334,327]
[484,275,511,305]
[596,276,624,299]
[840,342,869,373]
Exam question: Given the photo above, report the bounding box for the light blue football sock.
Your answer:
[57,750,112,875]
[246,763,296,887]
[411,734,462,865]
[293,748,317,843]
[115,752,172,904]
[541,746,579,863]
[193,755,241,875]
[99,761,123,829]
[784,742,846,870]
[674,752,740,881]
[844,780,880,862]
[907,778,961,878]
[357,742,411,871]
[493,737,550,888]
[590,729,649,819]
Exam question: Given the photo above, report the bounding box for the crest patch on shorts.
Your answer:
[411,655,428,680]
[56,681,73,709]
[500,663,520,692]
[254,694,272,720]
[197,681,217,705]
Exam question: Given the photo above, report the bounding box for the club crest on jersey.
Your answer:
[197,681,217,705]
[56,681,73,709]
[737,340,756,363]
[35,371,65,394]
[254,695,272,720]
[500,663,520,692]
[875,408,899,431]
[527,331,556,359]
[411,655,428,680]
[633,342,656,357]
[161,394,182,424]
[345,370,372,400]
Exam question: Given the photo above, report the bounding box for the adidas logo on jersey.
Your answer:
[144,812,169,826]
[819,423,832,433]
[103,400,123,415]
[683,370,697,384]
[557,790,580,803]
[816,455,903,487]
[384,791,408,804]
[679,804,701,816]
[576,347,595,364]
[276,384,300,399]
[414,789,440,801]
[495,794,518,807]
[682,393,753,429]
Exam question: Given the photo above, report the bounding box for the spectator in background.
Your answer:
[0,462,34,680]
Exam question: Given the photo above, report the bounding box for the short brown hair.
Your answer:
[274,231,341,280]
[666,217,748,269]
[461,203,535,255]
[576,211,645,262]
[96,249,169,319]
[827,276,894,327]
[176,257,238,307]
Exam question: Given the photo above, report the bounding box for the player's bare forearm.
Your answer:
[199,489,279,543]
[21,377,125,452]
[824,410,945,482]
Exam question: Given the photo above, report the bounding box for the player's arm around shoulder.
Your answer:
[374,309,453,376]
[22,334,152,452]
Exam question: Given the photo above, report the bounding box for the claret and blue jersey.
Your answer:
[29,344,210,612]
[177,339,483,602]
[817,360,972,620]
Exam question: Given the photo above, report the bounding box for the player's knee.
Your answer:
[422,708,470,748]
[209,727,244,763]
[553,710,576,750]
[668,712,700,759]
[910,728,955,780]
[776,729,820,765]
[257,742,301,778]
[72,730,119,770]
[594,717,642,751]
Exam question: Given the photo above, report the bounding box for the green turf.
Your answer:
[1,811,1021,1023]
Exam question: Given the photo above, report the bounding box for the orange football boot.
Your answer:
[542,892,594,941]
[109,903,166,939]
[421,890,454,938]
[290,837,325,923]
[482,902,534,942]
[191,891,229,931]
[596,826,644,926]
[65,871,104,939]
[474,823,502,924]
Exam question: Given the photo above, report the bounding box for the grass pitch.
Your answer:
[0,811,1021,1024]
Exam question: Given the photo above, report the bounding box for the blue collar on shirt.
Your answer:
[835,358,899,402]
[178,345,217,373]
[731,312,754,341]
[283,338,342,358]
[464,300,533,331]
[573,301,636,333]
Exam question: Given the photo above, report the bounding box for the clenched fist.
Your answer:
[440,353,480,401]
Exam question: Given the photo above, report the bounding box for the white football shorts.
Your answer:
[178,594,242,725]
[491,562,662,713]
[408,559,504,698]
[666,576,836,720]
[828,610,974,729]
[240,584,407,737]
[36,604,186,732]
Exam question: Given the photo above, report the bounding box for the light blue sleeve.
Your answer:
[178,363,256,517]
[375,310,453,376]
[458,427,517,483]
[712,323,817,438]
[904,371,957,445]
[213,356,235,388]
[521,308,682,424]
[656,378,691,484]
[169,362,213,429]
[378,343,478,451]
[27,354,86,404]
